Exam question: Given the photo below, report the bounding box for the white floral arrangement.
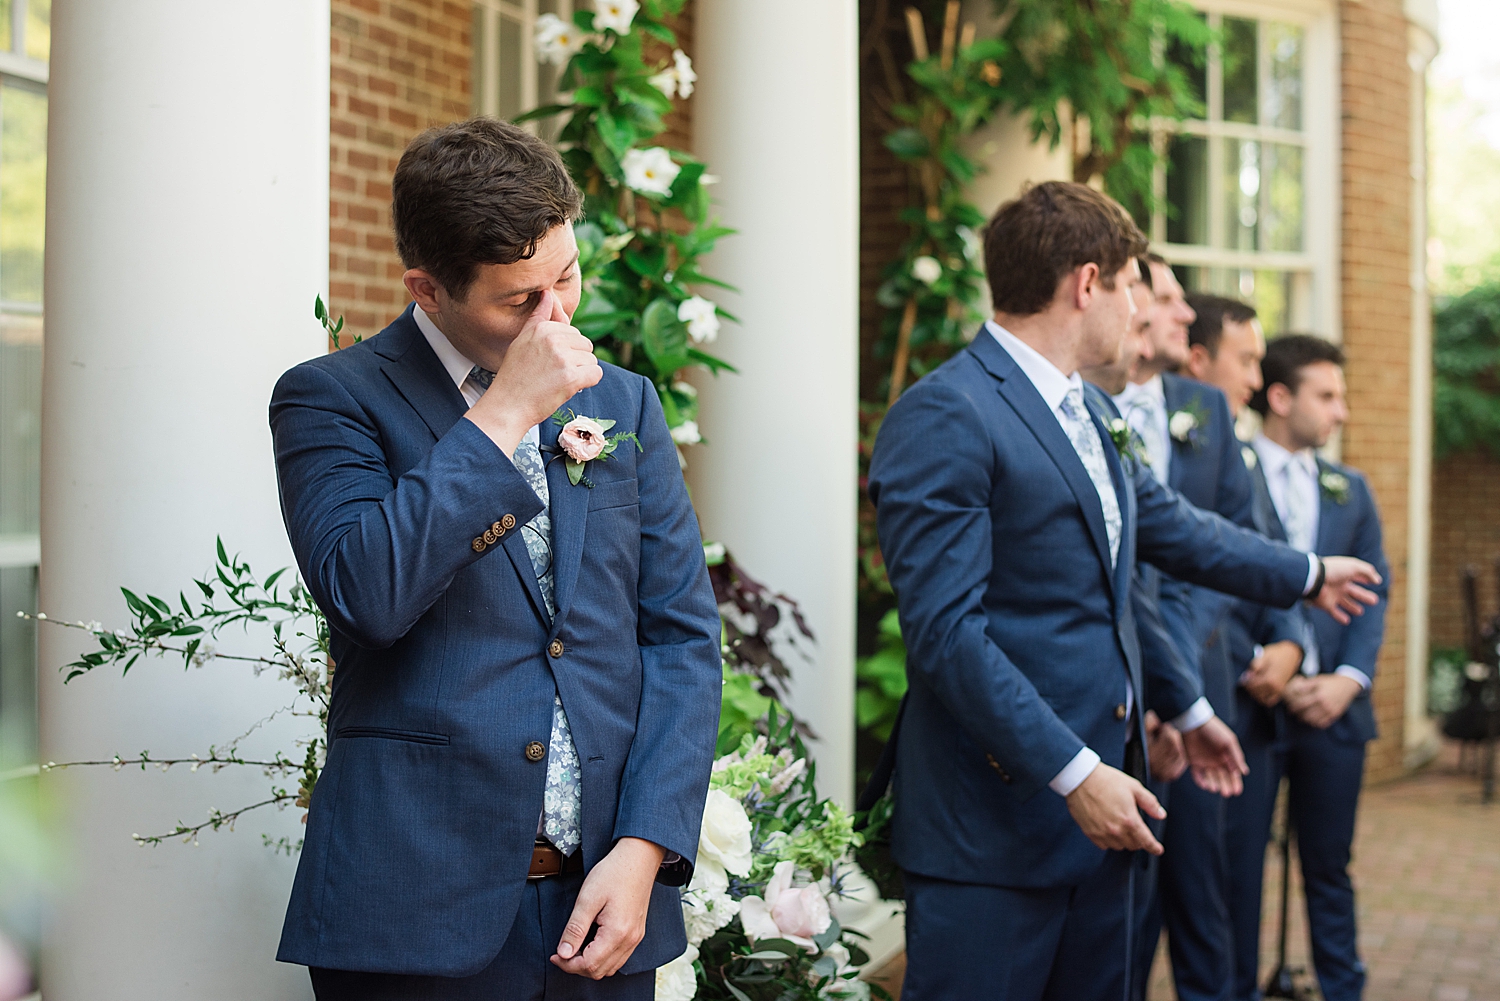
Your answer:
[656,714,877,1001]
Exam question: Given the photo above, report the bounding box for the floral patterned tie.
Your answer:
[470,366,582,856]
[1058,386,1122,568]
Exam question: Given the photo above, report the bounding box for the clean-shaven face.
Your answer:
[426,223,582,367]
[1145,262,1195,368]
[1283,360,1348,450]
[1195,318,1265,416]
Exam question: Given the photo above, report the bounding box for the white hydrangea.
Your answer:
[622,146,680,196]
[593,0,639,34]
[534,13,588,66]
[670,420,702,446]
[677,295,720,343]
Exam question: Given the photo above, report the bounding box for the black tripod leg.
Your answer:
[1264,790,1300,999]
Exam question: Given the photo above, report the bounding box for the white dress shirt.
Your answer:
[1113,375,1171,483]
[413,306,540,453]
[1251,434,1371,691]
[986,323,1213,796]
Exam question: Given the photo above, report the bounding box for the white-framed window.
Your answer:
[472,0,573,138]
[1150,0,1338,340]
[0,0,49,775]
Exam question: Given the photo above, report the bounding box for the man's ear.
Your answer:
[402,269,445,314]
[1185,343,1212,380]
[1072,263,1101,310]
[1266,382,1295,419]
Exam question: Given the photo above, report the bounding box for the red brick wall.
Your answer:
[1338,0,1413,783]
[1430,453,1500,650]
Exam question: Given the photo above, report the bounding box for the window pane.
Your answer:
[1166,13,1207,111]
[1263,143,1304,252]
[24,0,47,62]
[1266,22,1303,131]
[0,564,37,767]
[0,1,12,54]
[1167,134,1209,246]
[0,313,41,536]
[1223,138,1260,251]
[1222,17,1258,125]
[497,15,522,122]
[1,81,47,304]
[1176,266,1312,338]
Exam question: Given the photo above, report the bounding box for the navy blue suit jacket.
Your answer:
[1245,449,1389,744]
[268,306,721,976]
[867,333,1312,889]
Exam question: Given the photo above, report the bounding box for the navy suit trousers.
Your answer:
[1226,722,1367,1001]
[903,852,1139,1001]
[309,872,654,1001]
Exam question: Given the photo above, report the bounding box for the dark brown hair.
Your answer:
[392,117,583,301]
[1249,334,1345,416]
[1187,293,1258,358]
[982,181,1149,316]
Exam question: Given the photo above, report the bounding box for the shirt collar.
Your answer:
[1113,373,1164,410]
[1252,433,1317,480]
[413,305,478,393]
[986,320,1081,412]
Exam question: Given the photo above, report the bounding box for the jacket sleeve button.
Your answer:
[525,741,547,762]
[483,528,497,545]
[471,537,487,553]
[1115,704,1128,720]
[501,513,517,531]
[548,639,565,658]
[492,520,505,538]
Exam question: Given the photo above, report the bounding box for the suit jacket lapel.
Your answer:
[970,337,1117,591]
[1083,389,1131,600]
[541,394,591,635]
[377,307,469,441]
[1247,449,1288,542]
[1314,458,1337,554]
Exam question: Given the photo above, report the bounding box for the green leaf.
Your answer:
[512,103,573,124]
[593,107,636,159]
[572,85,610,107]
[566,459,585,486]
[884,127,930,159]
[742,951,794,962]
[217,536,229,565]
[640,298,691,376]
[723,984,753,1001]
[747,938,802,957]
[596,418,617,432]
[622,244,666,279]
[814,917,843,951]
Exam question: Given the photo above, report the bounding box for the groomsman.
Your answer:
[1225,335,1388,1001]
[867,181,1382,1001]
[1113,272,1276,1001]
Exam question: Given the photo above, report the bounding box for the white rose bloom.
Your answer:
[911,255,942,285]
[678,295,720,343]
[689,855,729,894]
[534,13,587,66]
[1169,411,1197,440]
[671,420,702,446]
[593,0,639,33]
[654,944,698,1001]
[622,146,681,196]
[697,788,753,877]
[673,48,696,97]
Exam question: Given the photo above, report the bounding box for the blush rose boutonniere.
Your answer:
[550,408,642,487]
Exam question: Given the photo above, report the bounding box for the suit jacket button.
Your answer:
[472,537,486,553]
[525,741,547,762]
[549,639,565,658]
[1115,704,1127,720]
[483,528,497,545]
[501,513,517,531]
[985,753,1012,783]
[491,520,505,538]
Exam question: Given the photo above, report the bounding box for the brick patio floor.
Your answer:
[867,741,1500,1000]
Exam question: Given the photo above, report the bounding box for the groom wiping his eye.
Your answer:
[866,181,1382,1001]
[268,117,722,1000]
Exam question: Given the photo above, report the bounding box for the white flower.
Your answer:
[622,146,681,196]
[1242,445,1258,469]
[768,756,806,795]
[84,620,103,634]
[654,944,698,1001]
[593,0,639,33]
[671,420,702,446]
[1110,417,1128,436]
[649,50,696,100]
[534,13,588,66]
[698,788,753,877]
[672,379,698,399]
[738,860,833,951]
[649,69,678,98]
[1169,410,1198,442]
[191,643,216,667]
[682,883,740,946]
[911,255,942,285]
[823,977,871,1000]
[702,540,726,563]
[677,295,720,343]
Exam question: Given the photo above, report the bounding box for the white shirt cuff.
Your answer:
[1301,553,1320,596]
[1169,697,1215,733]
[1334,665,1372,690]
[1049,748,1102,797]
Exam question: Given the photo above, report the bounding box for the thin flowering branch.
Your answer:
[42,748,302,775]
[133,793,297,847]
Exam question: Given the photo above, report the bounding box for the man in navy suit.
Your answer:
[268,119,721,999]
[1224,335,1389,1001]
[867,182,1382,1001]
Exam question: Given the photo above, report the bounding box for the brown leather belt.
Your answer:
[528,840,585,880]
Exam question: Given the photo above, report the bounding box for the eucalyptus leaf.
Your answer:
[566,460,585,486]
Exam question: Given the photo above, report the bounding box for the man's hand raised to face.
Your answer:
[1066,764,1166,855]
[1309,556,1382,625]
[467,289,603,456]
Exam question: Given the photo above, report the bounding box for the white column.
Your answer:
[39,3,328,998]
[688,0,860,805]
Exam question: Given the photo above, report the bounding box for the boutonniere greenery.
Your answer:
[550,409,642,488]
[1107,417,1149,469]
[1168,399,1209,449]
[1319,468,1351,505]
